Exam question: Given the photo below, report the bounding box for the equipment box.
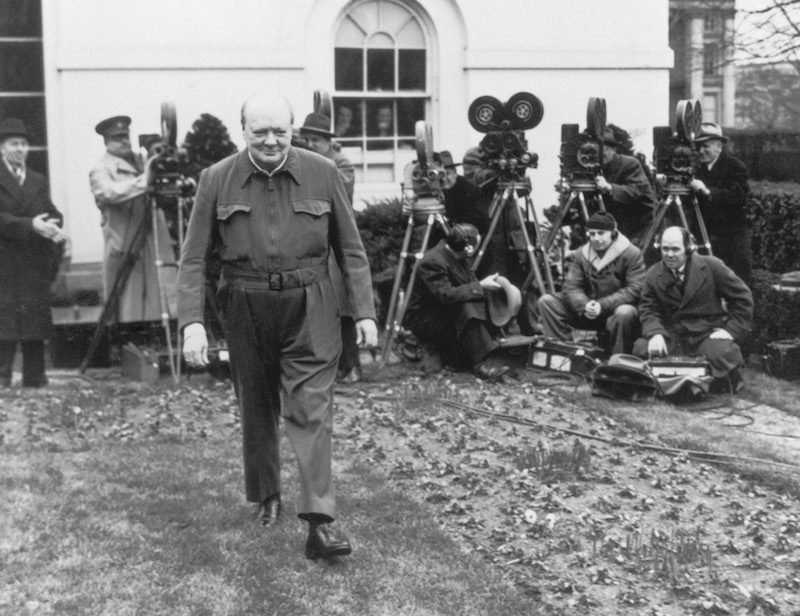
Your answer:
[529,338,604,377]
[766,339,800,381]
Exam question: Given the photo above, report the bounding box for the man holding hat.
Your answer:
[89,115,177,323]
[691,122,752,286]
[0,118,67,387]
[405,223,513,380]
[537,211,645,356]
[594,126,656,246]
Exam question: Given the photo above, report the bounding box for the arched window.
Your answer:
[333,0,429,184]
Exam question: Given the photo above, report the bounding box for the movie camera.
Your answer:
[559,97,607,189]
[141,102,195,200]
[652,99,703,195]
[467,92,543,183]
[404,121,446,215]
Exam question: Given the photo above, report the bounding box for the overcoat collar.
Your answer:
[656,254,708,307]
[102,151,143,175]
[579,233,631,272]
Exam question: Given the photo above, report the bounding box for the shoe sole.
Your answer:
[305,545,352,560]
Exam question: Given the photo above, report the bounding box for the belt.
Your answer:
[222,264,328,291]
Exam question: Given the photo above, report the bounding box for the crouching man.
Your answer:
[405,223,512,380]
[537,212,644,355]
[633,226,753,391]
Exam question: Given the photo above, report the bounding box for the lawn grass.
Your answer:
[1,427,538,616]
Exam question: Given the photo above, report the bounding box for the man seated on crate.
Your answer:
[632,226,753,392]
[537,212,645,356]
[404,223,516,380]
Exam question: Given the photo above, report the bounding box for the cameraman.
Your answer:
[690,123,751,287]
[89,115,177,323]
[592,127,655,247]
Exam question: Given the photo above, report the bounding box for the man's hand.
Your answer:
[31,213,67,244]
[183,322,209,367]
[595,176,612,195]
[709,328,733,341]
[647,334,668,357]
[479,273,502,291]
[584,300,602,320]
[355,318,378,348]
[691,178,710,197]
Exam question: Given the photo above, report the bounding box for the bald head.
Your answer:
[241,92,294,170]
[660,226,690,270]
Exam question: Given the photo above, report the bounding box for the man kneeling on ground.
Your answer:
[405,223,512,380]
[537,212,644,355]
[633,226,753,392]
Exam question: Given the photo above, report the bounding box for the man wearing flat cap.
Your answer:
[537,211,644,356]
[691,122,752,286]
[0,118,67,387]
[594,126,656,247]
[89,115,177,323]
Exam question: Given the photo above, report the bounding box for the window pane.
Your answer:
[335,48,363,91]
[398,50,425,90]
[396,98,425,137]
[0,95,46,145]
[0,0,42,37]
[333,98,364,138]
[0,42,44,91]
[367,48,394,91]
[367,100,394,137]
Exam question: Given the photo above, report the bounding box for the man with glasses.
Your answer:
[90,115,177,323]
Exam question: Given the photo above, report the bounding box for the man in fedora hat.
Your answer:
[405,223,513,380]
[594,126,656,247]
[0,118,67,387]
[299,112,354,203]
[434,150,489,236]
[298,111,361,383]
[691,122,752,286]
[89,115,177,323]
[537,211,644,355]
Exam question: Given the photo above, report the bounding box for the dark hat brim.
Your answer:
[694,135,728,143]
[299,126,335,139]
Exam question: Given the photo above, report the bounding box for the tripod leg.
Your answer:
[151,201,179,383]
[79,206,152,373]
[642,194,674,252]
[513,194,550,297]
[524,194,555,294]
[578,191,592,221]
[380,213,416,364]
[689,194,714,255]
[472,188,510,273]
[543,191,577,251]
[394,213,436,334]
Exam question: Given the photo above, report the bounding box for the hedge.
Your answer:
[749,181,800,273]
[727,129,800,183]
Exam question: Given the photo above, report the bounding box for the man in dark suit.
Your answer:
[0,118,67,388]
[691,122,751,286]
[594,127,656,246]
[405,223,512,380]
[633,226,753,391]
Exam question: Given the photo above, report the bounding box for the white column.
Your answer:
[689,15,705,101]
[721,15,736,126]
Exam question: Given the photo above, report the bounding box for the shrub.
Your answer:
[748,182,800,273]
[727,129,800,183]
[749,269,800,353]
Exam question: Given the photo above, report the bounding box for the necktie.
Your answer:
[14,167,23,185]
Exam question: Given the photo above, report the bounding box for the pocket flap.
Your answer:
[217,202,252,220]
[292,198,331,217]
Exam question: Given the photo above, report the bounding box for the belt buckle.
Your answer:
[268,272,283,290]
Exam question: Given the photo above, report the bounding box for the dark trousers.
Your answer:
[222,277,340,517]
[537,293,640,355]
[0,340,47,387]
[337,316,360,373]
[710,230,752,288]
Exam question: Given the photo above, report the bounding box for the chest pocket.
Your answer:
[217,202,252,221]
[292,198,331,217]
[215,203,253,258]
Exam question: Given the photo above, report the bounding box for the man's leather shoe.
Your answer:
[338,366,362,384]
[305,523,352,559]
[257,494,281,527]
[473,356,510,380]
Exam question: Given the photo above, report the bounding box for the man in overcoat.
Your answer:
[594,127,656,246]
[537,212,644,355]
[405,223,512,380]
[89,115,176,323]
[690,122,752,286]
[0,118,67,387]
[178,93,377,560]
[634,226,753,390]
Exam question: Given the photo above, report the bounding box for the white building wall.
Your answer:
[42,0,672,265]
